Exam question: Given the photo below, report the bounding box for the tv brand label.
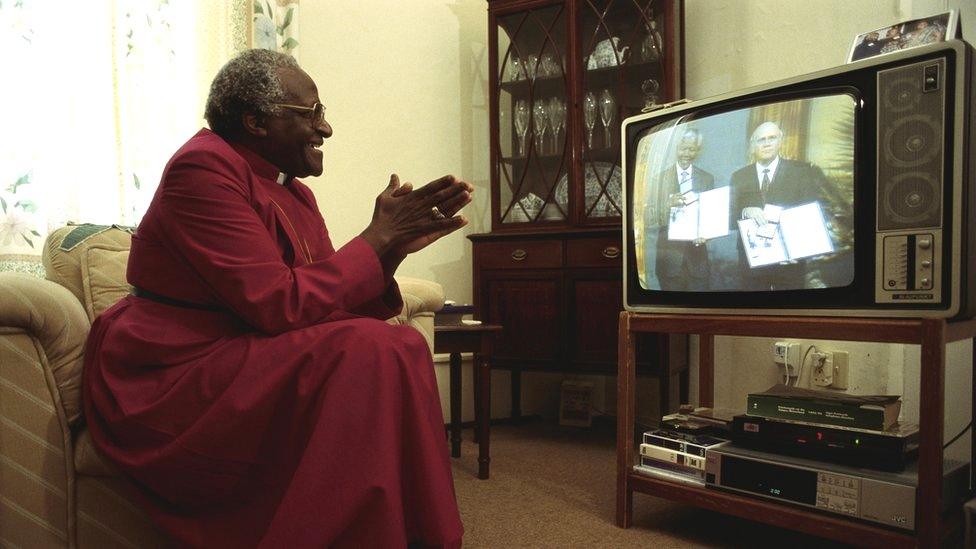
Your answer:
[891,293,934,300]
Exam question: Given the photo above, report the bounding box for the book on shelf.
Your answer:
[737,201,834,268]
[746,383,901,431]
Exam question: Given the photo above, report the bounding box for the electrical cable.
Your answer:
[793,345,818,387]
[943,421,972,450]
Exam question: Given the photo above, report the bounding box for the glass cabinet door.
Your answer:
[495,4,570,225]
[578,0,669,222]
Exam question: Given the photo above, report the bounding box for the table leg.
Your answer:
[616,313,636,527]
[450,351,462,458]
[476,351,491,479]
[473,359,482,444]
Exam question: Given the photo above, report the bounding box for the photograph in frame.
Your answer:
[847,10,958,63]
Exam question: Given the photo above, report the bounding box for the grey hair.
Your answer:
[678,127,703,147]
[204,49,301,137]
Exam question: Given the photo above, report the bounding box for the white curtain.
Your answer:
[0,0,250,264]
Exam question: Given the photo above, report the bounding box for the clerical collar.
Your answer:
[217,131,292,185]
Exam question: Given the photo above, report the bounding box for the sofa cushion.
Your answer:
[82,245,131,320]
[43,224,133,321]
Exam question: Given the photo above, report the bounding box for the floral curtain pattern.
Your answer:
[0,0,248,268]
[251,0,300,60]
[0,1,41,257]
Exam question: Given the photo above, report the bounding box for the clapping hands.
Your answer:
[361,173,473,259]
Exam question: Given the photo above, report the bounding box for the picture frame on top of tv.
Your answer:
[621,39,976,319]
[847,10,959,63]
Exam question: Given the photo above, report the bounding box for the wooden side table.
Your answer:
[434,323,503,479]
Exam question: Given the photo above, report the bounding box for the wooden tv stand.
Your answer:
[616,312,976,547]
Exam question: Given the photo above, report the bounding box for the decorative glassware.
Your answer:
[525,53,538,80]
[641,20,662,62]
[540,51,559,77]
[509,53,522,81]
[532,100,549,154]
[583,92,597,149]
[547,97,566,154]
[599,89,616,148]
[514,99,530,156]
[641,78,660,110]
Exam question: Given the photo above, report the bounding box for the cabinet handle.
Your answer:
[602,246,620,259]
[511,248,527,261]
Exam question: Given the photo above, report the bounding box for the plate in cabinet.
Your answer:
[556,163,621,217]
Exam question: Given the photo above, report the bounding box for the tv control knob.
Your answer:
[921,260,932,268]
[920,277,931,286]
[918,238,932,249]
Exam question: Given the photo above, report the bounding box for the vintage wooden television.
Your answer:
[622,39,975,318]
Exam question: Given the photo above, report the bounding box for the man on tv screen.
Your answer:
[653,127,715,290]
[731,121,830,290]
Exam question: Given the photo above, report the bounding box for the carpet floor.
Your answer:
[450,419,855,548]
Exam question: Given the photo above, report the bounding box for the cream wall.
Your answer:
[298,0,490,305]
[297,1,975,440]
[298,1,502,422]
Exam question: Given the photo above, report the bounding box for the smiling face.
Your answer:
[260,68,332,178]
[675,133,702,169]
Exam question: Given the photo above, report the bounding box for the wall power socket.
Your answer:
[772,341,801,377]
[812,350,849,389]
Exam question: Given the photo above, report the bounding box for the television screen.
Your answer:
[631,93,857,292]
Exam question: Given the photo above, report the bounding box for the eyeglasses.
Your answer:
[274,102,326,124]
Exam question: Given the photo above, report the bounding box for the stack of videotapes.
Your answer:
[634,428,730,486]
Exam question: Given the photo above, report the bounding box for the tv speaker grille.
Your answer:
[877,59,946,231]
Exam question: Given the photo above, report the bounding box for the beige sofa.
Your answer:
[0,224,445,548]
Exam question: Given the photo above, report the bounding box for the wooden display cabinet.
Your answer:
[471,0,686,415]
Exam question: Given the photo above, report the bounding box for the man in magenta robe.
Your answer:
[83,49,471,547]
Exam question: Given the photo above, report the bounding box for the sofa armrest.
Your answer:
[388,276,444,351]
[0,272,91,426]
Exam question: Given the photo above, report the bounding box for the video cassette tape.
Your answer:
[642,428,730,459]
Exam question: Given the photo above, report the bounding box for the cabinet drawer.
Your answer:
[566,237,623,267]
[476,240,562,269]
